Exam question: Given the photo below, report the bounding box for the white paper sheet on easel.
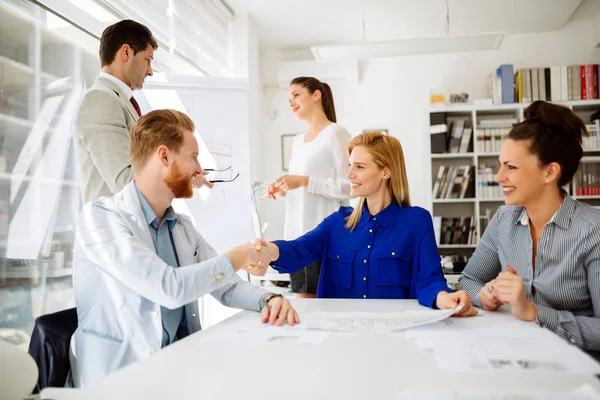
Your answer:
[303,306,462,333]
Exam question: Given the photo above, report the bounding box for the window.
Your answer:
[0,0,99,349]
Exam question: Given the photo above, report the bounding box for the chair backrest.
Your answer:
[27,307,78,393]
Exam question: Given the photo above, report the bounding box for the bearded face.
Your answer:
[164,160,194,199]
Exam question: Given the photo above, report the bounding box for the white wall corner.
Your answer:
[593,12,600,47]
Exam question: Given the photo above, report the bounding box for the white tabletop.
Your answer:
[54,299,600,400]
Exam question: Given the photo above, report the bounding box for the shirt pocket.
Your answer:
[326,246,356,288]
[373,247,411,286]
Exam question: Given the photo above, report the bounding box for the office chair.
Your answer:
[27,307,78,393]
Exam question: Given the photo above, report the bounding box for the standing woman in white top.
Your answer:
[265,76,352,298]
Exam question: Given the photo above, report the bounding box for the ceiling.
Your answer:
[224,0,596,49]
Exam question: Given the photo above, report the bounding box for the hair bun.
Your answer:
[523,100,586,143]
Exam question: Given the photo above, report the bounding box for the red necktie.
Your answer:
[130,96,142,117]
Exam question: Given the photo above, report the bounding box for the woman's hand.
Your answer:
[435,290,478,317]
[494,266,536,321]
[263,175,309,199]
[478,279,503,311]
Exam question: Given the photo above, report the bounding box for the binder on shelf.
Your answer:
[497,64,515,104]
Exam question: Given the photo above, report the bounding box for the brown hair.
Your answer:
[100,20,158,66]
[508,100,588,187]
[290,76,336,122]
[129,109,195,172]
[345,131,411,230]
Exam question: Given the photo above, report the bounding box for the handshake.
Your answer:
[226,238,280,276]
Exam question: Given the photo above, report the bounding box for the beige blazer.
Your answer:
[73,75,139,204]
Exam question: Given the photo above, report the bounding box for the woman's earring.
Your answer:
[545,178,549,183]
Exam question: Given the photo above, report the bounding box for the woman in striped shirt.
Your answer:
[459,101,600,359]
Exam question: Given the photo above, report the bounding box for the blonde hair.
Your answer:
[345,131,411,230]
[129,109,195,172]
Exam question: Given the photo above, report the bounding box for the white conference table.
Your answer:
[44,299,600,400]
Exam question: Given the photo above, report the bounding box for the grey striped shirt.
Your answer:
[459,195,600,360]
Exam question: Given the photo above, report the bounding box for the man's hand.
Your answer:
[261,295,299,326]
[435,290,478,317]
[192,170,214,190]
[227,241,271,275]
[478,278,503,311]
[494,266,536,321]
[251,238,280,263]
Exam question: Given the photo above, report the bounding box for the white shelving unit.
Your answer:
[428,99,600,259]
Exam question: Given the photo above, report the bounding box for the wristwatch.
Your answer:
[263,293,284,307]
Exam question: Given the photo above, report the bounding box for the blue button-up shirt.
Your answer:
[134,184,186,347]
[272,201,451,307]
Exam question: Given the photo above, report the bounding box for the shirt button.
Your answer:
[369,229,373,233]
[363,259,367,263]
[373,217,376,221]
[192,313,197,317]
[363,277,367,281]
[570,338,576,344]
[367,245,371,249]
[363,295,367,298]
[391,252,395,256]
[152,312,158,320]
[211,273,225,283]
[336,255,339,258]
[148,348,155,355]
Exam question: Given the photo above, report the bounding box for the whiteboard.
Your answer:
[137,75,253,256]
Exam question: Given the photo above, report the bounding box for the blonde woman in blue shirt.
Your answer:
[256,131,476,315]
[459,101,600,360]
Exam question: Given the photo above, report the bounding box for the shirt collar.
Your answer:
[517,193,574,230]
[357,199,401,229]
[134,182,178,230]
[99,71,134,100]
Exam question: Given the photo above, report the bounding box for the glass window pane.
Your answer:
[0,0,98,352]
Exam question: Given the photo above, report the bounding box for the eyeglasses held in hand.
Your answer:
[209,173,239,183]
[203,166,232,172]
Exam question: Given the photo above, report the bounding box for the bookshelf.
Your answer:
[428,99,600,263]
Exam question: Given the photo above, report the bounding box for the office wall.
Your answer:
[257,19,600,241]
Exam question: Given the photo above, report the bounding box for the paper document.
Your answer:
[432,336,600,374]
[405,310,600,375]
[303,306,462,333]
[199,320,330,344]
[398,384,600,400]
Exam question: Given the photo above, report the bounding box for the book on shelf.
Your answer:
[438,216,476,245]
[432,165,475,199]
[477,127,511,153]
[574,160,600,196]
[513,64,599,103]
[477,167,502,199]
[583,121,600,151]
[430,113,449,154]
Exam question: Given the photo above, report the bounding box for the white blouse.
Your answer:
[283,123,352,240]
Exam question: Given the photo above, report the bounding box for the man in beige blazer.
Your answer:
[74,20,156,204]
[74,20,213,204]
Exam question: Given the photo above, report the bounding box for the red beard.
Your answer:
[164,161,193,198]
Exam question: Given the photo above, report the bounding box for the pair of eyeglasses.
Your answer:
[209,173,239,183]
[203,166,239,183]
